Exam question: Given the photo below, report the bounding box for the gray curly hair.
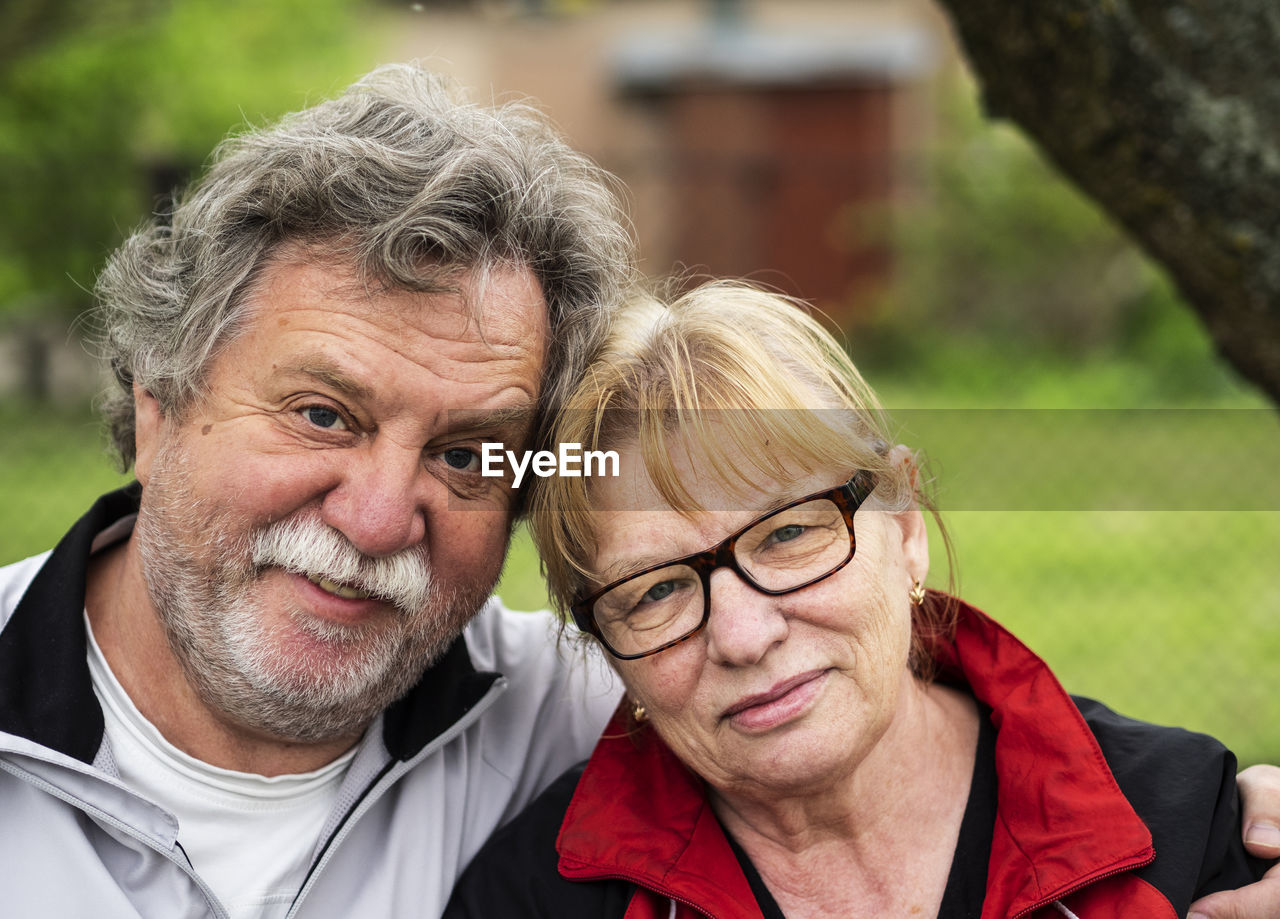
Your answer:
[94,63,635,469]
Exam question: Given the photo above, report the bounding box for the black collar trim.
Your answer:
[0,486,500,765]
[381,637,500,761]
[0,484,141,764]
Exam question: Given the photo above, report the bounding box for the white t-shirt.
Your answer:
[86,616,357,919]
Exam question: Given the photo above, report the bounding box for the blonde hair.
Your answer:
[528,280,956,667]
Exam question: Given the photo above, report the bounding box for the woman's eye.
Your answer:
[640,580,678,604]
[303,406,347,431]
[768,524,805,545]
[442,448,480,472]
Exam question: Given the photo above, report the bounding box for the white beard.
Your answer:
[133,441,495,744]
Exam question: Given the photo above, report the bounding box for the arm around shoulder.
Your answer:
[1075,698,1268,910]
[462,601,620,809]
[1188,765,1280,919]
[443,764,633,919]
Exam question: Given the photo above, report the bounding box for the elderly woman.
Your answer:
[446,281,1262,918]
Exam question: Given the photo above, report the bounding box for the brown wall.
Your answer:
[633,82,896,324]
[384,0,949,325]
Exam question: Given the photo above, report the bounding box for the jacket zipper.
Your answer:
[284,676,510,918]
[562,865,741,919]
[1011,851,1156,919]
[2,669,511,918]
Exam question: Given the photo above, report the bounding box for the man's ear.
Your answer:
[887,444,930,586]
[133,382,164,486]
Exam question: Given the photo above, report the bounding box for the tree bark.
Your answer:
[933,0,1280,404]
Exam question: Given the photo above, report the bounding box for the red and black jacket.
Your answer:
[447,602,1261,918]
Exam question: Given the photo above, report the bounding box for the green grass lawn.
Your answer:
[869,354,1280,766]
[3,389,1277,767]
[939,510,1280,768]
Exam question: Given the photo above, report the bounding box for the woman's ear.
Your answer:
[887,444,930,586]
[132,381,163,486]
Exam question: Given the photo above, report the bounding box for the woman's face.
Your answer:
[586,445,929,800]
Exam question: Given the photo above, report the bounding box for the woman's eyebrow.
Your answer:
[592,489,828,585]
[598,554,677,584]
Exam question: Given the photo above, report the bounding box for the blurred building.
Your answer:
[388,0,948,327]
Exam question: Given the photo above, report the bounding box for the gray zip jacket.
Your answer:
[0,486,619,919]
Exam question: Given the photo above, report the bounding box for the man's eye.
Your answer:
[303,406,347,430]
[442,448,480,472]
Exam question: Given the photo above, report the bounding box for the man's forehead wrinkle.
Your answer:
[346,278,535,354]
[281,352,533,412]
[266,239,461,301]
[264,296,520,362]
[253,245,469,326]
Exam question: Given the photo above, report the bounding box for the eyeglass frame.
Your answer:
[571,470,877,660]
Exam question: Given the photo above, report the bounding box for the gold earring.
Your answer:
[909,580,927,606]
[631,700,648,724]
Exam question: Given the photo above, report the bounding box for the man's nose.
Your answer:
[320,444,428,558]
[704,567,788,667]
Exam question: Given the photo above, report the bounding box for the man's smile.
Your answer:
[305,573,373,601]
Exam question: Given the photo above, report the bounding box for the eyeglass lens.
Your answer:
[591,497,851,657]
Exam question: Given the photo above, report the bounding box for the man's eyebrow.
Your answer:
[287,357,375,401]
[446,405,536,433]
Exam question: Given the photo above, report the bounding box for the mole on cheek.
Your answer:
[202,424,213,436]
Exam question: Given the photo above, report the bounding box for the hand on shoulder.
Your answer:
[1189,765,1280,919]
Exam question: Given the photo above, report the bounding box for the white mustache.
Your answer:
[251,515,433,616]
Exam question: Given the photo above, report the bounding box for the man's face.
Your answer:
[131,254,548,744]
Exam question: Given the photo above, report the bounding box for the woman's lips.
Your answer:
[722,670,830,732]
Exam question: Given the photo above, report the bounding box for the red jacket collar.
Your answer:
[556,601,1154,918]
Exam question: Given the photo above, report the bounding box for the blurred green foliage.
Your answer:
[0,0,373,326]
[855,79,1259,407]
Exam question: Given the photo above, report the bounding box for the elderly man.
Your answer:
[0,63,1276,919]
[0,64,627,918]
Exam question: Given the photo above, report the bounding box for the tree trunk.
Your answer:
[17,327,51,403]
[933,0,1280,404]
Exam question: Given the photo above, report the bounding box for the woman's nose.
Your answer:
[703,567,789,666]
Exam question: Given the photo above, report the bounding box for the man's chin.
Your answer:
[160,561,493,747]
[206,661,418,747]
[163,615,422,746]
